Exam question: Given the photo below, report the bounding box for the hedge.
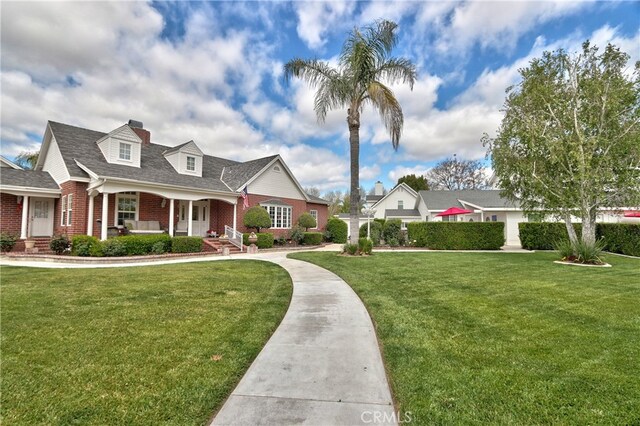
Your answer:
[117,234,172,255]
[71,235,102,256]
[242,233,274,249]
[359,221,383,245]
[383,219,404,246]
[408,222,505,250]
[302,232,323,245]
[171,236,203,253]
[520,222,640,256]
[326,218,348,243]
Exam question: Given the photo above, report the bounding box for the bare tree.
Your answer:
[427,157,488,190]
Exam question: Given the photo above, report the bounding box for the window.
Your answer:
[116,192,137,226]
[119,142,132,161]
[401,221,408,230]
[310,210,318,228]
[273,165,281,172]
[398,200,404,209]
[61,196,67,226]
[186,156,196,171]
[491,215,498,222]
[67,194,73,226]
[263,204,292,229]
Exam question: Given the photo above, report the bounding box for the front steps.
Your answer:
[203,238,245,254]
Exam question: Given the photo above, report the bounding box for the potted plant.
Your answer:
[24,239,36,250]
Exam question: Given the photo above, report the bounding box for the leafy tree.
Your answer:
[298,212,317,230]
[305,187,321,197]
[427,156,488,190]
[339,187,366,213]
[243,206,271,232]
[484,41,640,247]
[284,20,416,242]
[15,150,39,169]
[322,190,343,217]
[397,174,429,192]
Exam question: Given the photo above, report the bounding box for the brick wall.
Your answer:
[0,193,22,235]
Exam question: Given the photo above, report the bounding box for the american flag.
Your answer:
[241,186,249,210]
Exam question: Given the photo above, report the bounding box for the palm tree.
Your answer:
[284,20,416,242]
[15,150,39,169]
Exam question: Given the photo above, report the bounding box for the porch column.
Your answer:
[20,196,29,239]
[168,198,175,236]
[233,203,237,230]
[101,193,109,240]
[87,193,95,236]
[187,200,193,236]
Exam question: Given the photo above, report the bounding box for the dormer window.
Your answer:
[119,142,132,161]
[186,156,196,171]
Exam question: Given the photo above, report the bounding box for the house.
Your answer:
[0,120,329,249]
[339,182,635,246]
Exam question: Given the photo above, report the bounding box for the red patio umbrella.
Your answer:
[624,211,640,217]
[435,207,474,217]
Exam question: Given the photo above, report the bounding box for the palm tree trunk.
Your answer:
[348,108,360,244]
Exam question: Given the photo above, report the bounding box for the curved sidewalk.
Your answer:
[211,254,396,425]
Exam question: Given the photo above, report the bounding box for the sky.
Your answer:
[1,1,638,194]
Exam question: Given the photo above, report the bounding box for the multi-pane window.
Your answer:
[398,200,404,209]
[310,210,318,228]
[186,156,196,171]
[119,142,131,161]
[67,194,73,226]
[61,196,67,226]
[116,192,137,226]
[263,205,292,229]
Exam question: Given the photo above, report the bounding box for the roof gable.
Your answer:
[371,182,418,209]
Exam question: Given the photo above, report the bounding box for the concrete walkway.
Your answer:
[211,253,395,425]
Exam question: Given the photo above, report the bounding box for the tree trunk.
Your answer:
[348,108,360,244]
[581,206,597,246]
[563,212,578,246]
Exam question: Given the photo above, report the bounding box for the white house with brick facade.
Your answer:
[0,120,329,251]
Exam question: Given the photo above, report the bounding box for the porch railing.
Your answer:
[224,225,243,252]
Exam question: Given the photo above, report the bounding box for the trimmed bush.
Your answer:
[49,234,70,255]
[151,241,167,255]
[408,222,505,250]
[597,223,640,257]
[71,235,102,257]
[326,218,348,243]
[117,234,172,256]
[171,236,203,253]
[298,212,317,230]
[359,221,383,245]
[358,238,373,255]
[302,232,323,246]
[243,206,272,232]
[383,219,405,245]
[343,243,358,255]
[101,238,127,257]
[242,232,274,249]
[0,233,17,252]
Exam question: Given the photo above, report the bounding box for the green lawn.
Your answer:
[289,251,640,425]
[0,261,292,425]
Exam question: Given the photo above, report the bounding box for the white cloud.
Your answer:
[387,165,432,183]
[293,1,356,50]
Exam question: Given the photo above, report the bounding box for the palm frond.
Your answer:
[365,81,404,149]
[375,58,417,89]
[313,76,351,123]
[283,58,339,88]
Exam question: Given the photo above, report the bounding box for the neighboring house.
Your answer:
[339,182,635,246]
[0,120,329,246]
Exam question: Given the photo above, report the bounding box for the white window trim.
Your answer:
[186,155,196,172]
[262,204,292,229]
[118,142,132,162]
[398,200,404,209]
[309,209,318,229]
[61,195,67,226]
[66,194,73,226]
[114,192,140,226]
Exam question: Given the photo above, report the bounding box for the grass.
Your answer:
[289,251,640,425]
[0,261,292,425]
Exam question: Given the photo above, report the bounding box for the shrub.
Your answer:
[151,241,167,254]
[383,219,405,245]
[171,236,203,253]
[288,226,305,245]
[343,243,358,255]
[242,232,274,249]
[298,212,317,230]
[597,223,640,257]
[302,232,323,245]
[519,222,581,250]
[359,221,383,245]
[274,235,287,246]
[574,238,606,265]
[243,206,272,232]
[101,238,127,257]
[0,233,18,252]
[71,235,102,256]
[358,238,373,255]
[48,234,70,255]
[118,234,172,255]
[408,222,505,250]
[326,218,348,243]
[555,239,575,260]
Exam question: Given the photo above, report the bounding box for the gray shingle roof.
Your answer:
[385,209,421,217]
[307,194,330,205]
[259,199,292,207]
[419,190,519,210]
[365,194,384,202]
[0,169,60,190]
[47,121,282,194]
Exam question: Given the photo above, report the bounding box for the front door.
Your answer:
[180,201,210,236]
[30,198,54,237]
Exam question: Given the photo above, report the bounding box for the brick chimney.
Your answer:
[128,119,151,145]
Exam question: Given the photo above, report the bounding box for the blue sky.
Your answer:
[1,1,638,193]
